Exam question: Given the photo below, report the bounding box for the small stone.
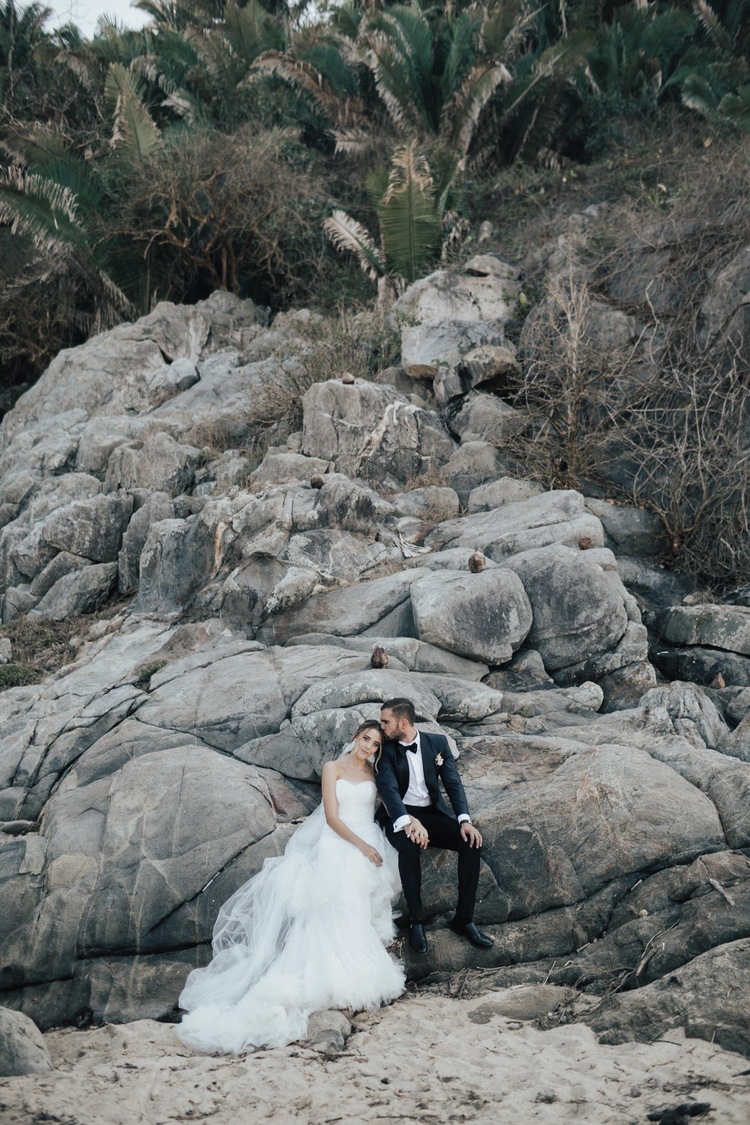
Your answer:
[341,372,355,384]
[310,474,325,489]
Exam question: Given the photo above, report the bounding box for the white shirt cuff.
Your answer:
[394,815,411,832]
[458,814,471,824]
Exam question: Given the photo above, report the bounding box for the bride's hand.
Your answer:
[360,843,383,867]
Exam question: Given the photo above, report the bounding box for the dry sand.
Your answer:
[2,988,749,1125]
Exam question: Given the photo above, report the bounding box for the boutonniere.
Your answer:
[435,753,444,767]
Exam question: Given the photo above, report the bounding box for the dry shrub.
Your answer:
[510,265,648,491]
[510,255,750,589]
[111,126,336,309]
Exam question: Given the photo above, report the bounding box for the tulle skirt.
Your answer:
[177,787,404,1052]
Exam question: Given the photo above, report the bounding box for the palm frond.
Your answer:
[378,142,440,283]
[718,83,750,128]
[693,0,734,56]
[444,61,511,156]
[0,167,87,266]
[251,49,365,127]
[104,62,163,160]
[323,209,384,282]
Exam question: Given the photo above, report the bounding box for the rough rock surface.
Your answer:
[0,276,747,1058]
[0,1007,53,1075]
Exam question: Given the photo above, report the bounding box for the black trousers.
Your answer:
[384,804,481,923]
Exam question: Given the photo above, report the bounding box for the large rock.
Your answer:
[105,432,200,495]
[39,492,133,564]
[505,545,629,673]
[259,571,417,645]
[698,245,750,358]
[467,477,543,513]
[450,392,526,448]
[584,498,669,557]
[0,1007,53,1075]
[392,486,460,522]
[584,937,750,1055]
[118,492,175,595]
[427,489,603,558]
[659,604,750,657]
[300,380,455,487]
[410,568,532,664]
[29,562,118,620]
[394,261,521,380]
[134,516,214,615]
[0,746,290,995]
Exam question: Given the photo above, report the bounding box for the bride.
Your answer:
[177,721,405,1053]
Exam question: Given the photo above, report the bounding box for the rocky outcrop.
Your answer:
[1,265,746,1056]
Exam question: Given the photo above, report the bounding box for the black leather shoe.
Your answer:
[448,919,494,948]
[408,922,428,954]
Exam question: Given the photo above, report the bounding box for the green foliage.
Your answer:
[134,659,168,688]
[376,143,441,282]
[0,663,40,690]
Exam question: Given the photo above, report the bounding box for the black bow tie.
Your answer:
[400,742,418,754]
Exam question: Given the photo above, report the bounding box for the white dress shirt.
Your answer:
[394,730,470,831]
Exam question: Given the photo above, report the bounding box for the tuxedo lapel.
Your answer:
[395,741,409,796]
[419,731,439,801]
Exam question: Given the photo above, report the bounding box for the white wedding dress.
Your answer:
[177,778,404,1053]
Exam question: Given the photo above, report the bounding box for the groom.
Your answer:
[376,697,493,955]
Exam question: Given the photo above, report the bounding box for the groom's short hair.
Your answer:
[381,698,416,725]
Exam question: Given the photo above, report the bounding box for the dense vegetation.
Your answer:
[0,0,748,399]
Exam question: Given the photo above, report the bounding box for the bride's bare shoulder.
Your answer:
[322,759,340,779]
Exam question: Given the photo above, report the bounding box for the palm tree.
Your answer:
[324,140,442,299]
[0,0,52,117]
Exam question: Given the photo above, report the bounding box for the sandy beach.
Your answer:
[2,986,749,1125]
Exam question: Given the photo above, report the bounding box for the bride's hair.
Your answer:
[352,719,384,766]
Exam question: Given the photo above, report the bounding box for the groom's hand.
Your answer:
[460,823,482,848]
[405,818,429,849]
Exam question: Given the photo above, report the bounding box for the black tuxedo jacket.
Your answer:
[375,730,470,828]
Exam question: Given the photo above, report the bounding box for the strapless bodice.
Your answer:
[333,778,377,833]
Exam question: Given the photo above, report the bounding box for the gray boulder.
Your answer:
[301,380,455,487]
[118,492,175,595]
[652,644,750,688]
[505,545,629,673]
[134,516,214,615]
[444,440,502,498]
[428,489,603,559]
[30,562,118,620]
[259,570,417,645]
[450,392,526,448]
[105,431,200,496]
[659,604,750,656]
[394,262,520,379]
[410,568,532,665]
[467,477,543,513]
[698,245,750,358]
[40,492,133,564]
[392,486,460,522]
[75,416,147,476]
[0,1007,52,1075]
[584,498,669,557]
[29,551,91,598]
[250,450,333,484]
[718,716,750,762]
[584,936,750,1055]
